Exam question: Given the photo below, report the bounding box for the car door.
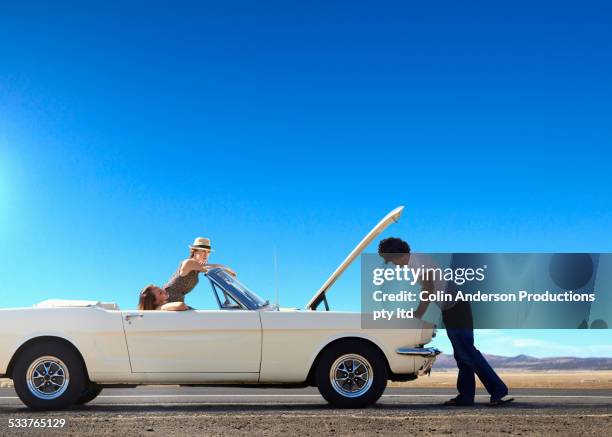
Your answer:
[121,310,262,373]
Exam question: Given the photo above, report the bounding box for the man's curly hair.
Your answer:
[378,237,411,263]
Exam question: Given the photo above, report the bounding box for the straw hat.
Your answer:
[190,237,213,251]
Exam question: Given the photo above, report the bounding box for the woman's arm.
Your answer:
[207,264,237,277]
[159,302,189,311]
[180,259,236,277]
[179,259,207,276]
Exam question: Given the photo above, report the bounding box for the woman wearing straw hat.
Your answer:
[163,237,236,304]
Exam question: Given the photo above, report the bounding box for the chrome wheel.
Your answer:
[26,356,70,400]
[329,354,373,398]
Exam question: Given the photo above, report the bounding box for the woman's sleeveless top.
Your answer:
[163,267,200,303]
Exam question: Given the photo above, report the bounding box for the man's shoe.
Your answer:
[443,397,474,406]
[488,397,515,407]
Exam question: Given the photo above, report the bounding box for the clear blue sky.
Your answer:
[1,1,611,357]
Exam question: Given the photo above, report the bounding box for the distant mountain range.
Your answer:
[433,354,612,371]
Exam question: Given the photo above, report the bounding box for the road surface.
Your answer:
[0,386,610,435]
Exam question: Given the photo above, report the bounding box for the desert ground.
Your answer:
[0,372,610,436]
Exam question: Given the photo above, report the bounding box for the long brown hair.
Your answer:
[138,284,158,311]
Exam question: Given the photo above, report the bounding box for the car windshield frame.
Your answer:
[206,268,269,310]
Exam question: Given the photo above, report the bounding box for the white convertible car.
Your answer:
[0,206,439,410]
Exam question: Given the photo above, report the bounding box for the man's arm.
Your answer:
[414,278,435,319]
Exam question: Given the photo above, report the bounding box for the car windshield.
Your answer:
[208,269,269,309]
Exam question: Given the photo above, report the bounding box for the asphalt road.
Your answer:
[0,386,610,436]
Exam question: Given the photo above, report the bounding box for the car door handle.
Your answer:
[125,314,144,321]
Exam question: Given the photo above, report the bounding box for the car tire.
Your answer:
[316,340,388,408]
[12,341,86,411]
[75,382,103,405]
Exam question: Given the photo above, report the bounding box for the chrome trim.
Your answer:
[417,356,437,376]
[395,347,441,357]
[396,348,441,377]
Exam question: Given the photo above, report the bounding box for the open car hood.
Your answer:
[306,206,405,310]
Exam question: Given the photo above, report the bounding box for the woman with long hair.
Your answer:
[163,237,235,303]
[138,284,189,311]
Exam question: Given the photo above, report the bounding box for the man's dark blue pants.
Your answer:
[442,300,507,402]
[446,327,508,402]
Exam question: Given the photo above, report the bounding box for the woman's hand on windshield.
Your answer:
[206,264,236,277]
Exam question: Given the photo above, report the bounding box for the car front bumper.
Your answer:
[395,347,441,376]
